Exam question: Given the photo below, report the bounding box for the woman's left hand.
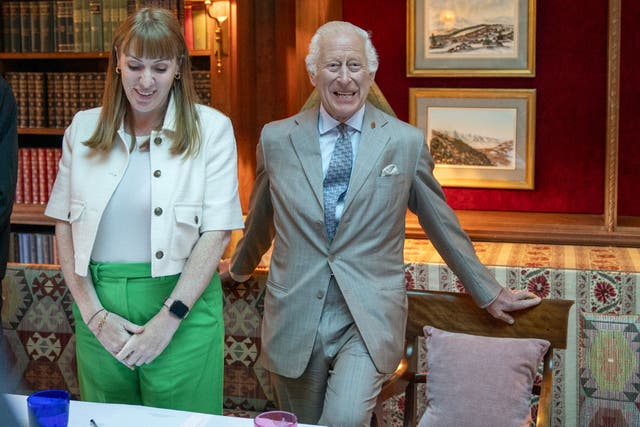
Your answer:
[114,310,181,367]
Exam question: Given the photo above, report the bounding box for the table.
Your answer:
[2,394,320,427]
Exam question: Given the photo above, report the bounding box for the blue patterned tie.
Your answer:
[323,123,352,241]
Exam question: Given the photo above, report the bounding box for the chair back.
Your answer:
[400,290,573,427]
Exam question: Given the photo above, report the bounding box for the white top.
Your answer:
[92,134,152,263]
[45,96,244,277]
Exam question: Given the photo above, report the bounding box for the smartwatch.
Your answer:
[163,297,190,319]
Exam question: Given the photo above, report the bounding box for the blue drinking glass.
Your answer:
[27,390,70,427]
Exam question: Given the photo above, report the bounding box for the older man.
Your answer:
[223,21,541,427]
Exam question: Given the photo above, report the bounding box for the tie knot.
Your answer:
[337,123,349,137]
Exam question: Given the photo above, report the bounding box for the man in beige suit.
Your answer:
[223,21,540,427]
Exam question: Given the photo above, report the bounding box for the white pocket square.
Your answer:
[381,164,399,176]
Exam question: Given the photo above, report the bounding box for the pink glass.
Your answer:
[254,410,298,427]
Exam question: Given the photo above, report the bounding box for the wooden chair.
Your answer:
[373,289,574,427]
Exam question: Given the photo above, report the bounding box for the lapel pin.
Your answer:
[371,121,376,129]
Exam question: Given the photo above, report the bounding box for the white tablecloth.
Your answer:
[2,394,320,427]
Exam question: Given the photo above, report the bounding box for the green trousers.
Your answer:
[73,261,224,414]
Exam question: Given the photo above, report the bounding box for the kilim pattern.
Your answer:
[579,313,640,427]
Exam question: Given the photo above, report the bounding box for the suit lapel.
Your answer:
[342,103,390,214]
[290,107,324,208]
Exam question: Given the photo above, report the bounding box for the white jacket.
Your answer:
[45,97,244,277]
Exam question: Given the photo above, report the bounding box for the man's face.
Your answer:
[309,31,374,123]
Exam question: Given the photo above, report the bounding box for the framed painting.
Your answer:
[407,0,536,77]
[410,88,535,189]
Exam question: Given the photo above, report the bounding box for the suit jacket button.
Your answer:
[155,250,164,259]
[154,207,163,216]
[316,291,324,299]
[153,169,161,178]
[154,137,162,145]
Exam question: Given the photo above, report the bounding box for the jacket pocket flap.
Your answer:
[173,204,202,227]
[68,200,86,223]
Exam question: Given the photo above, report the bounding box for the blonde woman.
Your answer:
[45,8,243,413]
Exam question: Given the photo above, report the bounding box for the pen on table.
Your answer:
[90,419,98,427]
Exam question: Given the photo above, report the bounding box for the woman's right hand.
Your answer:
[88,310,145,369]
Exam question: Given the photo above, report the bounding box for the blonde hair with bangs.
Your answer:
[84,8,201,157]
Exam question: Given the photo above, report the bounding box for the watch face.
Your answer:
[170,300,189,319]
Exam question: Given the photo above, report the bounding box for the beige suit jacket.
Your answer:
[231,103,503,377]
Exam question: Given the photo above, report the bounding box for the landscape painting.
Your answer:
[410,88,535,189]
[427,107,517,170]
[407,0,535,76]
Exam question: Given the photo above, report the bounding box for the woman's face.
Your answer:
[118,51,179,121]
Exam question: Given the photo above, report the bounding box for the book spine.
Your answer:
[46,148,57,202]
[18,233,27,263]
[30,1,41,52]
[19,1,31,53]
[41,234,51,264]
[38,1,53,53]
[36,148,47,204]
[20,148,32,204]
[2,2,11,52]
[53,72,65,128]
[8,2,21,52]
[28,234,37,264]
[15,148,24,204]
[35,234,45,264]
[117,0,127,27]
[8,233,18,263]
[33,72,46,128]
[16,72,28,128]
[101,0,110,52]
[69,72,80,119]
[72,0,84,52]
[89,0,103,52]
[25,72,36,128]
[29,148,40,204]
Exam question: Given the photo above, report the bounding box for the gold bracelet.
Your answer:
[95,311,110,338]
[86,308,105,327]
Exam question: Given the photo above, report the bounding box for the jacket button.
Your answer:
[67,212,70,219]
[155,251,164,259]
[154,207,163,216]
[194,216,199,224]
[153,169,161,178]
[154,137,162,145]
[316,290,324,299]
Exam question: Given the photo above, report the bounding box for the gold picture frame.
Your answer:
[410,88,535,189]
[407,0,536,77]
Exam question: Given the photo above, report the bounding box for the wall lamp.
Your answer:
[204,0,229,74]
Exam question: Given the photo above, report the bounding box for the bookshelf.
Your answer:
[1,1,216,263]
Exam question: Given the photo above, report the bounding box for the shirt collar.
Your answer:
[318,103,366,135]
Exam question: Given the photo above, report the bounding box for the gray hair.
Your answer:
[305,21,379,76]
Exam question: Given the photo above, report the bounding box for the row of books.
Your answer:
[7,232,59,265]
[3,70,211,129]
[4,71,105,128]
[1,0,181,53]
[16,147,62,205]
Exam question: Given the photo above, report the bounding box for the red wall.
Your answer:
[344,0,639,215]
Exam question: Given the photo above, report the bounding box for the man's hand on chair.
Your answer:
[486,288,541,325]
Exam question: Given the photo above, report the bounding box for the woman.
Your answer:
[45,8,243,414]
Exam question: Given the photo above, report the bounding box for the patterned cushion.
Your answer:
[579,312,640,426]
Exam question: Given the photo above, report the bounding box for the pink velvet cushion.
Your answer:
[419,326,550,427]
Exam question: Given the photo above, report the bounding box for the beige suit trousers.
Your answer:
[269,276,389,427]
